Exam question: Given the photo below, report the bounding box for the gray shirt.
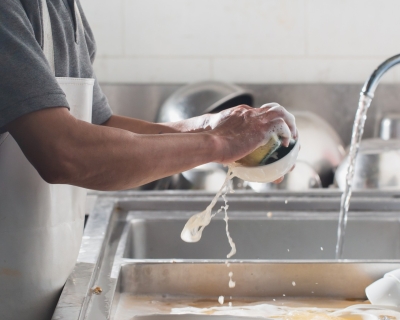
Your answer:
[0,0,112,133]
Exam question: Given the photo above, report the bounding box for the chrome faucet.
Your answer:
[362,53,400,98]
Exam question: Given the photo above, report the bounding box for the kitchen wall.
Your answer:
[81,0,400,84]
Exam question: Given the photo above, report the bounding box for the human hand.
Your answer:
[208,103,297,165]
[272,164,296,184]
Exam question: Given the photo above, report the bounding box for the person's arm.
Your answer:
[102,114,213,134]
[6,108,218,190]
[6,104,297,191]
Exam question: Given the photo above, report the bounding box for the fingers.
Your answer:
[261,104,297,140]
[273,165,295,184]
[226,104,297,141]
[260,102,280,110]
[267,118,292,147]
[273,176,284,184]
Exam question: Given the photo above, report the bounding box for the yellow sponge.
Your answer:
[236,134,281,167]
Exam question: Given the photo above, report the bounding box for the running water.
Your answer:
[335,94,372,259]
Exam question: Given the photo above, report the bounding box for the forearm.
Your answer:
[65,123,219,190]
[103,114,211,134]
[8,108,220,191]
[8,103,297,191]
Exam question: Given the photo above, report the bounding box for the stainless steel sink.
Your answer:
[52,190,400,320]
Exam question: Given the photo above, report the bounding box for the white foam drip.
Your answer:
[181,167,236,258]
[228,272,236,288]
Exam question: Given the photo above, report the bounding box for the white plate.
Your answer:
[231,140,300,183]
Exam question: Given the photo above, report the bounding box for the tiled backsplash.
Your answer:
[81,0,400,84]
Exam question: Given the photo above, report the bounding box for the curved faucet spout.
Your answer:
[362,53,400,98]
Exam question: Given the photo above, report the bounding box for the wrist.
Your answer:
[203,131,225,163]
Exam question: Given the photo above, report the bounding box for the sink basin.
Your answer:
[52,190,400,320]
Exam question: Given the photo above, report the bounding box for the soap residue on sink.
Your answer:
[173,304,400,320]
[113,295,400,320]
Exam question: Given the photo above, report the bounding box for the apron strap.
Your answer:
[41,0,84,76]
[41,0,55,75]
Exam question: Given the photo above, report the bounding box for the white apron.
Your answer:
[0,1,94,319]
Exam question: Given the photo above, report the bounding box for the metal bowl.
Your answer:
[292,111,345,187]
[157,81,253,191]
[156,81,253,123]
[247,160,322,192]
[180,163,228,192]
[335,138,400,190]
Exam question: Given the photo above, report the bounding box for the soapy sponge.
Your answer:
[236,134,282,167]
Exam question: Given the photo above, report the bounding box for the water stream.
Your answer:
[335,94,372,259]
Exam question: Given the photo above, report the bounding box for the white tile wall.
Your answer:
[93,58,211,83]
[307,0,400,57]
[80,0,400,83]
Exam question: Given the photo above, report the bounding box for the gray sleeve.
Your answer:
[91,75,113,125]
[0,0,69,133]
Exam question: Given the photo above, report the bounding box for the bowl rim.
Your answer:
[230,139,300,183]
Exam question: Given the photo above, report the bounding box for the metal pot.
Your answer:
[335,138,400,190]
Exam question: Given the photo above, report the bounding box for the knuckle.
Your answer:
[276,117,285,124]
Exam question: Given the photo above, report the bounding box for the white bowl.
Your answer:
[385,269,400,283]
[230,140,300,183]
[366,277,400,306]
